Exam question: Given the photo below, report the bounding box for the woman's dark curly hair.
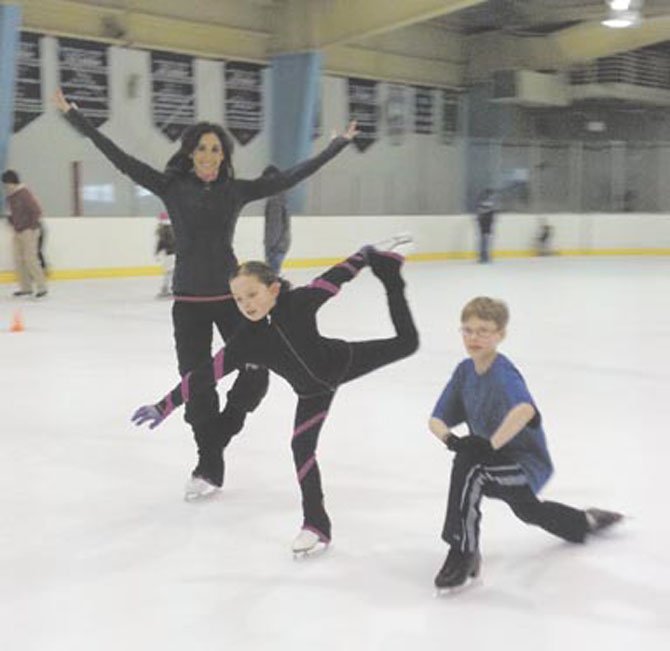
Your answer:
[165,122,235,180]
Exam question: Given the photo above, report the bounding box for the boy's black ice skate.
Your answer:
[434,548,481,592]
[434,546,461,587]
[585,508,623,533]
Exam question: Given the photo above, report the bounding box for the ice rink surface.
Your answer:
[1,256,668,651]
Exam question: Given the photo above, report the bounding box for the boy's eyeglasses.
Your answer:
[459,326,499,339]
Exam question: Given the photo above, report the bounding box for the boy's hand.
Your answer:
[445,433,463,452]
[450,435,495,458]
[429,416,449,442]
[131,403,166,429]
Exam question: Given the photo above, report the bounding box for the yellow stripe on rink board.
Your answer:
[283,251,478,267]
[283,248,670,267]
[0,249,668,284]
[559,248,670,257]
[48,266,163,280]
[0,266,162,283]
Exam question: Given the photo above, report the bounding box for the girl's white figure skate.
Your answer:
[183,476,220,502]
[291,528,330,559]
[372,232,414,256]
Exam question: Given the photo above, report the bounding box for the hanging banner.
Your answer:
[441,89,460,144]
[224,61,263,146]
[414,86,434,135]
[58,37,109,128]
[13,32,43,133]
[151,51,195,142]
[385,84,407,146]
[348,77,378,152]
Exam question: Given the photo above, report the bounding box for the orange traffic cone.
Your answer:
[9,309,24,332]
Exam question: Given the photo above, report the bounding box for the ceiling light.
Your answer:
[602,0,643,28]
[602,11,640,28]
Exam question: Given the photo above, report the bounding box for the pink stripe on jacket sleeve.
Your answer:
[308,278,339,295]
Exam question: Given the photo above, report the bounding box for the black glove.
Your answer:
[446,434,494,458]
[445,433,463,452]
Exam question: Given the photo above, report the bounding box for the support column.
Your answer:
[269,51,322,214]
[0,4,22,190]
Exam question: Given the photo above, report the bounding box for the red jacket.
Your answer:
[7,185,42,232]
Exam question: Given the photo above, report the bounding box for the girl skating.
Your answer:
[132,238,419,554]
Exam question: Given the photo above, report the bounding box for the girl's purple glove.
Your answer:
[131,404,165,429]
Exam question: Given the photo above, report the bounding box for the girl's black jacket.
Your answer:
[155,252,368,416]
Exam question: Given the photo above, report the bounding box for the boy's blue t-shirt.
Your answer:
[432,353,553,493]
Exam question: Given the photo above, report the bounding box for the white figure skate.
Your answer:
[184,476,220,502]
[291,528,330,559]
[372,232,414,256]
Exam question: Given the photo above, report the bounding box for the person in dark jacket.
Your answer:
[475,188,496,263]
[262,165,290,273]
[132,242,419,554]
[53,88,358,500]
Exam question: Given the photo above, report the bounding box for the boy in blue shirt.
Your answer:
[429,297,621,590]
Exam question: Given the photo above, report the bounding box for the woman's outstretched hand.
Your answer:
[337,120,359,141]
[52,88,75,113]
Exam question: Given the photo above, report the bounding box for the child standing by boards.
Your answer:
[429,296,622,591]
[155,211,175,298]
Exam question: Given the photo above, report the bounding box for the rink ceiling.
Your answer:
[13,0,670,86]
[0,256,668,651]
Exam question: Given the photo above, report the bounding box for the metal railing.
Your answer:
[470,137,670,213]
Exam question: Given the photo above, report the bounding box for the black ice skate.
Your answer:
[585,508,623,534]
[434,546,461,587]
[434,548,481,593]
